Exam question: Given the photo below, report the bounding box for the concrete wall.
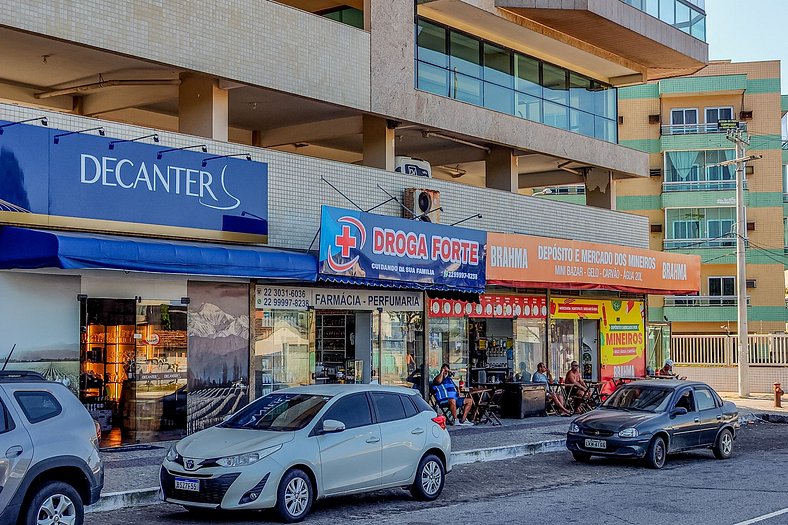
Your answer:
[676,366,788,395]
[0,0,371,111]
[0,103,650,251]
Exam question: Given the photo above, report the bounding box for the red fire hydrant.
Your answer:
[775,383,784,408]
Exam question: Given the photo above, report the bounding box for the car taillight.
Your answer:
[431,415,446,430]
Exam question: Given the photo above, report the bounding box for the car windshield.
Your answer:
[221,393,331,431]
[602,386,673,413]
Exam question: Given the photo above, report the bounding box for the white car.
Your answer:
[160,384,452,522]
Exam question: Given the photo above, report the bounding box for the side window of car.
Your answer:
[0,400,13,434]
[371,392,406,423]
[400,395,418,418]
[412,394,436,414]
[674,389,696,412]
[695,388,717,411]
[321,393,373,430]
[14,391,63,424]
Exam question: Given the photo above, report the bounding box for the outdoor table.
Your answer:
[467,388,491,424]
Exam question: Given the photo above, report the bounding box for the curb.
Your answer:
[87,439,566,513]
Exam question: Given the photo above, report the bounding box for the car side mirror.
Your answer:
[322,419,346,433]
[670,407,688,417]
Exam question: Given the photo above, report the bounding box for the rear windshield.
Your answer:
[221,393,330,431]
[602,386,672,413]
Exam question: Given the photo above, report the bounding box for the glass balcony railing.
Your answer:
[663,238,739,249]
[661,122,746,135]
[664,295,749,307]
[662,180,745,192]
[621,0,706,41]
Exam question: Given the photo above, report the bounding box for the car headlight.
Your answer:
[569,423,580,433]
[165,446,180,462]
[618,427,639,438]
[215,444,282,468]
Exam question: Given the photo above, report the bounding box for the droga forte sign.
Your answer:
[318,206,486,292]
[0,120,268,242]
[255,285,423,311]
[487,232,700,294]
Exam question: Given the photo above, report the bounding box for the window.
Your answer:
[666,207,736,246]
[672,220,700,239]
[416,20,447,67]
[450,31,481,79]
[321,393,373,430]
[13,391,62,424]
[371,392,407,423]
[709,277,735,305]
[664,150,735,188]
[707,219,734,240]
[0,400,13,433]
[705,106,734,126]
[222,393,330,431]
[695,388,717,411]
[412,394,435,414]
[671,108,698,133]
[674,389,696,412]
[401,395,418,418]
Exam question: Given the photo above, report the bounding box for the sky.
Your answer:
[706,0,787,94]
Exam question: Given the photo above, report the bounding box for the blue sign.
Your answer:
[0,120,267,239]
[319,206,486,292]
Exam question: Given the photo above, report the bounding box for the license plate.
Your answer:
[174,477,200,492]
[585,438,606,450]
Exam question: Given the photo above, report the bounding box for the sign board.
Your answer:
[255,285,423,311]
[318,205,486,292]
[717,119,739,130]
[0,120,268,242]
[428,295,546,319]
[487,232,700,294]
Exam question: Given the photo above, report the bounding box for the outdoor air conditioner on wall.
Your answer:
[403,188,441,223]
[395,156,432,178]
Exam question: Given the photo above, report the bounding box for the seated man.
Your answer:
[658,359,687,380]
[564,361,587,397]
[432,363,473,425]
[532,362,571,416]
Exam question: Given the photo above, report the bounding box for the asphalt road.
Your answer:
[86,421,788,525]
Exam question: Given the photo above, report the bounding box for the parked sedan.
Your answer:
[566,380,738,469]
[160,384,451,522]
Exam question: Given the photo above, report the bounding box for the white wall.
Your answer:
[677,365,788,394]
[80,272,187,301]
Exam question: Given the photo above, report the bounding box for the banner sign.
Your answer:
[0,120,268,242]
[428,295,546,319]
[551,298,645,380]
[318,206,486,292]
[255,285,423,311]
[487,232,700,294]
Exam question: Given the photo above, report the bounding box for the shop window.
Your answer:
[370,392,407,423]
[428,318,468,384]
[549,319,578,379]
[374,311,423,388]
[254,310,312,396]
[321,393,373,430]
[14,391,62,424]
[514,318,546,382]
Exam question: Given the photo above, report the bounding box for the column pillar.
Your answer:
[585,168,616,210]
[178,73,228,141]
[362,115,395,171]
[485,146,518,192]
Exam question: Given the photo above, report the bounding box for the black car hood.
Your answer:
[575,408,659,431]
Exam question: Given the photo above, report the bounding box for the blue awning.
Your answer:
[0,227,317,281]
[319,274,484,294]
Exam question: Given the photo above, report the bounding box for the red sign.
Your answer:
[429,295,546,319]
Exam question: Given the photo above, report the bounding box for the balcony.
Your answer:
[664,295,749,307]
[663,238,737,250]
[620,0,706,41]
[662,180,745,192]
[661,122,747,136]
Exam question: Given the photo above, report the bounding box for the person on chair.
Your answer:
[432,363,473,425]
[658,359,686,380]
[532,362,571,416]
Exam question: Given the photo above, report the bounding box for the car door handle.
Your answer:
[694,418,700,423]
[5,446,22,458]
[411,428,425,435]
[366,436,381,443]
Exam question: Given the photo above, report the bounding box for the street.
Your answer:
[87,421,788,525]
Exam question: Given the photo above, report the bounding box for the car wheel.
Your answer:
[410,454,445,501]
[275,469,313,523]
[645,436,667,469]
[25,481,84,525]
[713,428,734,460]
[572,451,592,463]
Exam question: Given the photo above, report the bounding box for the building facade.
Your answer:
[0,0,705,443]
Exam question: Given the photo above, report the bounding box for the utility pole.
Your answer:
[725,128,759,397]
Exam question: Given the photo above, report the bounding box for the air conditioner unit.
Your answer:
[403,188,441,223]
[650,224,663,233]
[740,110,753,120]
[649,168,662,178]
[395,156,432,178]
[648,115,661,124]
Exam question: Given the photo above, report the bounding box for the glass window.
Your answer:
[401,394,418,418]
[514,54,541,97]
[660,0,675,24]
[253,310,312,398]
[544,101,569,130]
[675,1,691,33]
[542,63,568,105]
[603,386,673,412]
[709,277,735,305]
[644,0,660,17]
[483,43,512,87]
[0,401,12,433]
[695,388,717,410]
[322,393,373,429]
[451,73,482,105]
[428,318,468,385]
[514,318,546,382]
[371,392,407,423]
[705,106,734,125]
[595,116,617,143]
[222,393,330,431]
[373,311,422,388]
[569,73,594,110]
[450,31,481,79]
[416,20,447,67]
[664,151,703,182]
[412,394,434,414]
[321,7,364,29]
[484,83,514,114]
[13,391,62,424]
[674,389,696,411]
[550,319,577,379]
[570,109,595,138]
[672,219,701,239]
[516,92,542,122]
[670,108,698,133]
[417,61,449,97]
[593,86,617,120]
[705,150,736,181]
[691,15,706,40]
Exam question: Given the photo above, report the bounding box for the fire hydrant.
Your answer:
[775,383,784,408]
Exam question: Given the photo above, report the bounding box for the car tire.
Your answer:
[645,436,667,469]
[25,480,84,525]
[275,468,313,523]
[410,454,445,501]
[713,428,734,460]
[572,451,592,463]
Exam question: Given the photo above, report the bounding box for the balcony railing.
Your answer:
[620,0,706,41]
[661,122,746,136]
[662,180,744,192]
[663,238,738,249]
[664,295,750,307]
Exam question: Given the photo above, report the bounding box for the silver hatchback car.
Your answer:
[161,384,452,522]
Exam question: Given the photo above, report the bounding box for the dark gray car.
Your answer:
[0,371,103,525]
[566,380,738,469]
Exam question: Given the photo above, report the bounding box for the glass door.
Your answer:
[372,311,423,387]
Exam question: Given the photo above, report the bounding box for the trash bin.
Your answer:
[500,383,546,418]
